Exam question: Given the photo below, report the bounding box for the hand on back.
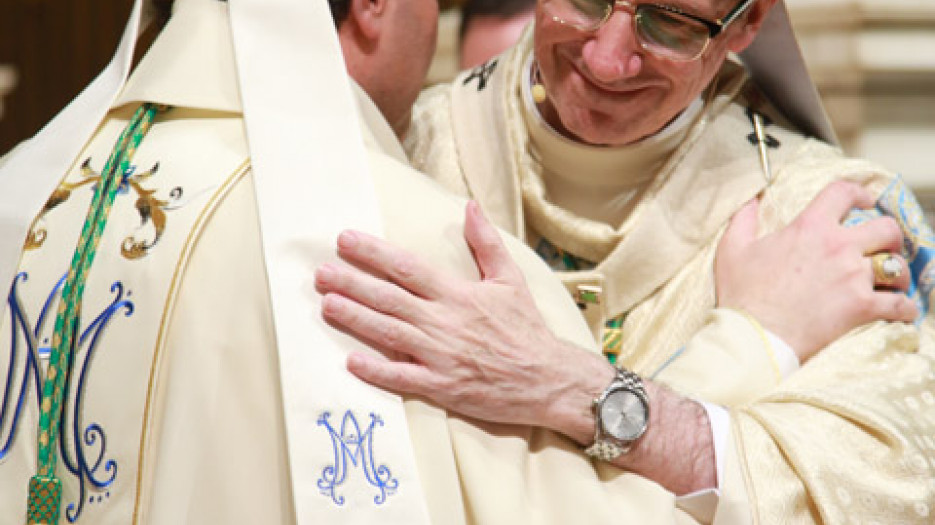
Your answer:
[314,201,609,439]
[715,180,916,362]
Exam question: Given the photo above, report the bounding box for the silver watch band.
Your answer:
[584,438,626,462]
[584,368,647,462]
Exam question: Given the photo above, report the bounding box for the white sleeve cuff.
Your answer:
[764,329,800,379]
[701,401,729,491]
[675,401,729,523]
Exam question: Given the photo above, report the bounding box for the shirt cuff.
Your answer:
[735,309,800,381]
[702,401,729,491]
[675,401,729,523]
[764,328,800,379]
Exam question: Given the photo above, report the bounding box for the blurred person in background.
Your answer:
[459,0,536,69]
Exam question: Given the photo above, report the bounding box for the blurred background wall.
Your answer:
[0,0,134,154]
[785,0,935,220]
[0,0,931,218]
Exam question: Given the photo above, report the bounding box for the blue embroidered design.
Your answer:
[843,176,935,320]
[317,411,399,506]
[1,272,133,522]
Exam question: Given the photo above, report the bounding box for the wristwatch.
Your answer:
[584,368,650,462]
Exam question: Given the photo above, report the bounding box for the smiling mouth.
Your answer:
[572,69,651,98]
[566,62,656,99]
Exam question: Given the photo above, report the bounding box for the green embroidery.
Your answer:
[539,239,626,364]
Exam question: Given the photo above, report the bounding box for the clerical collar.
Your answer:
[520,54,702,190]
[114,0,241,113]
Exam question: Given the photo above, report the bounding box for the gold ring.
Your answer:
[871,253,902,286]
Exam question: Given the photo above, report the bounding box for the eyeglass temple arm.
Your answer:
[713,0,758,36]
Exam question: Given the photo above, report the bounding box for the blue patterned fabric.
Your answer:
[845,176,935,321]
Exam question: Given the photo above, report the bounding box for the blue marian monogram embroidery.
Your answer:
[317,410,399,506]
[1,272,133,522]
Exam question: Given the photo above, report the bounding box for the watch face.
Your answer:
[601,389,647,441]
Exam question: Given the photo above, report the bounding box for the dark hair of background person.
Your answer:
[151,0,175,30]
[459,0,535,42]
[329,0,351,26]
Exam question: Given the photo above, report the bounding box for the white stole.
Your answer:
[229,0,431,522]
[0,0,432,522]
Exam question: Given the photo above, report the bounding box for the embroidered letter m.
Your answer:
[317,411,399,506]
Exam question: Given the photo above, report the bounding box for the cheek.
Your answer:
[534,31,581,95]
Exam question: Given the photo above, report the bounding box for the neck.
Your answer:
[391,111,411,141]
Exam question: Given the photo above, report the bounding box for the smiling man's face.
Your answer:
[533,0,761,146]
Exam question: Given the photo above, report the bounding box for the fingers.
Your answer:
[321,291,438,365]
[719,198,760,256]
[347,352,437,397]
[867,291,919,325]
[335,230,444,300]
[464,201,523,283]
[848,216,904,255]
[802,180,876,223]
[316,262,426,322]
[868,252,912,292]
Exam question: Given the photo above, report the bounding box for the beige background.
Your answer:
[786,0,935,221]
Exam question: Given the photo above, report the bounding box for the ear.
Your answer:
[726,0,780,53]
[347,0,389,41]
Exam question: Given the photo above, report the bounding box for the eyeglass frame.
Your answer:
[547,0,759,62]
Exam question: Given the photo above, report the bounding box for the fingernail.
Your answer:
[322,294,344,315]
[317,263,335,283]
[468,200,486,221]
[338,231,359,250]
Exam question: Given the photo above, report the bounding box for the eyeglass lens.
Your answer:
[544,0,712,61]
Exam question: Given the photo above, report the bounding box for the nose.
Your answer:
[580,10,643,83]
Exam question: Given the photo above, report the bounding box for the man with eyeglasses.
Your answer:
[320,0,935,523]
[1,0,884,523]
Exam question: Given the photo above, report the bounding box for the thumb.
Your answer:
[719,198,760,257]
[715,198,760,307]
[463,201,522,283]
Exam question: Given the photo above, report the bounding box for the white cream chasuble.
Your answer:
[406,28,935,525]
[0,0,722,524]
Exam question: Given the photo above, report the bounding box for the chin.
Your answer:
[560,106,648,147]
[555,90,665,146]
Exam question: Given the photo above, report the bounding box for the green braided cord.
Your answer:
[29,103,159,524]
[26,476,61,525]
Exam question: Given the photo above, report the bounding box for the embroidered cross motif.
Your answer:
[317,411,399,506]
[463,59,498,92]
[745,108,780,149]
